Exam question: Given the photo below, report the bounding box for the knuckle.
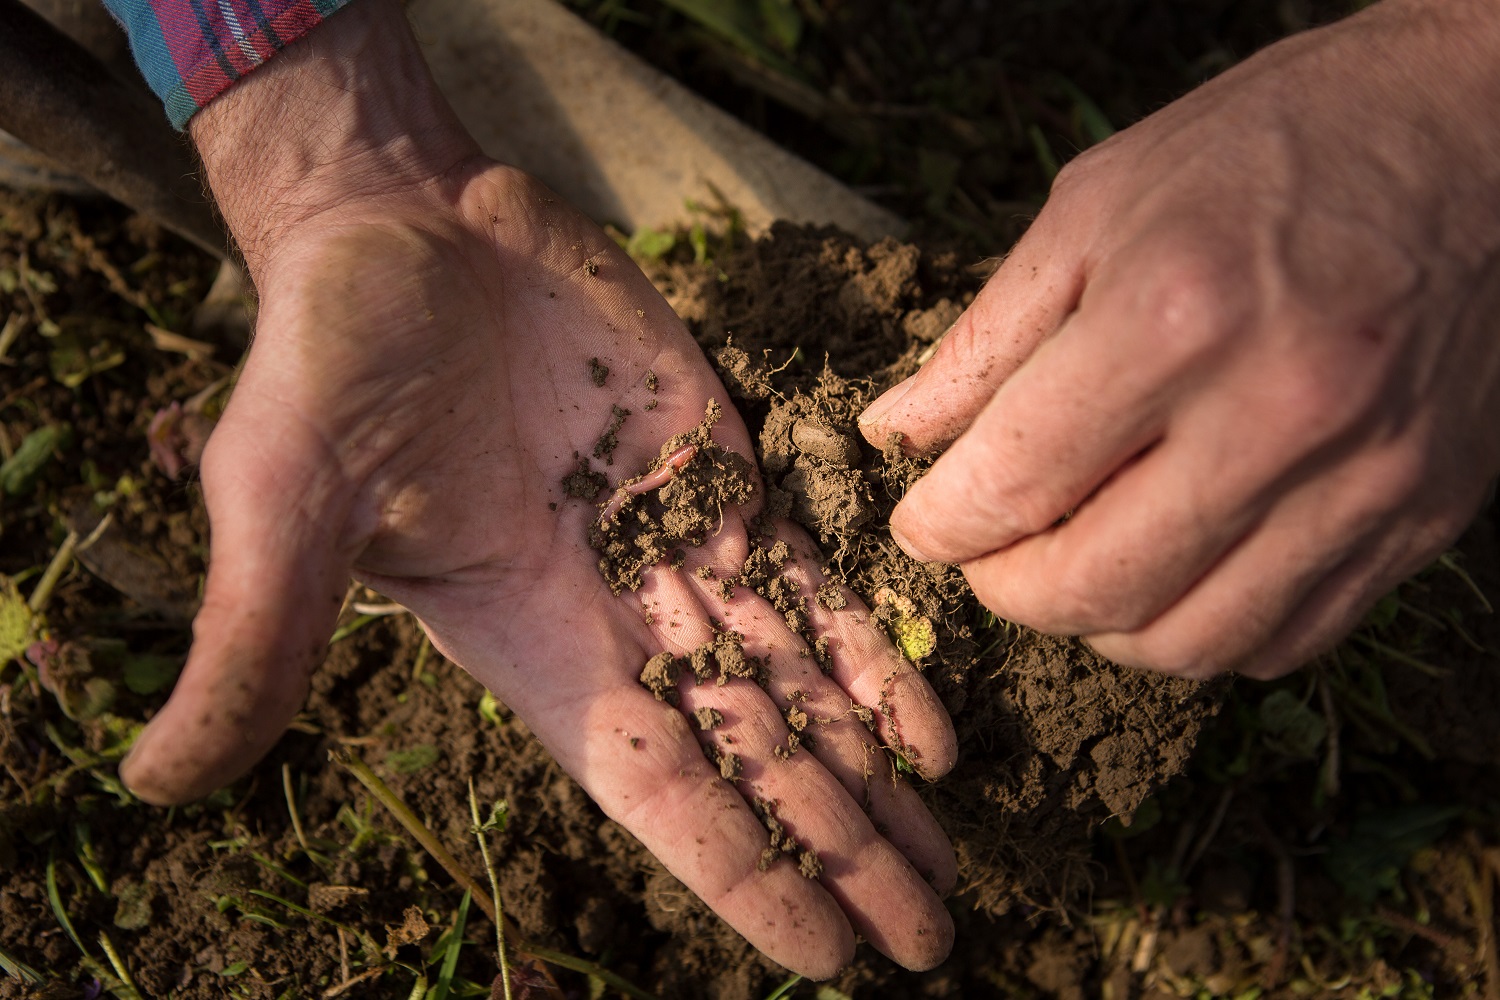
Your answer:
[1128,239,1247,366]
[1050,143,1114,198]
[1257,355,1369,449]
[940,311,990,370]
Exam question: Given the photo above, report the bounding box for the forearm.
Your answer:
[189,0,478,275]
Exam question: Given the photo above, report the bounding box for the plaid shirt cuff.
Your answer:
[101,0,357,129]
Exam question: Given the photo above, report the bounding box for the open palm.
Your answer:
[121,163,957,977]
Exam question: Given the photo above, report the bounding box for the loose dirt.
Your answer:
[2,195,1497,999]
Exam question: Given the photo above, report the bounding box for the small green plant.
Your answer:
[872,587,936,662]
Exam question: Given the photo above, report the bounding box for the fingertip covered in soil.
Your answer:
[4,191,1495,1000]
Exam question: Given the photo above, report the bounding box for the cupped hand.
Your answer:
[118,148,957,974]
[860,0,1500,680]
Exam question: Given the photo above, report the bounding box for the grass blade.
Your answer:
[28,528,79,614]
[328,613,378,645]
[332,747,654,999]
[656,0,800,75]
[331,746,493,912]
[765,973,803,999]
[0,944,45,984]
[432,889,471,1000]
[98,931,145,1000]
[468,779,511,1000]
[45,853,88,956]
[521,944,660,1000]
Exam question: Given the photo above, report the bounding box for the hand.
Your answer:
[117,0,957,977]
[859,0,1500,680]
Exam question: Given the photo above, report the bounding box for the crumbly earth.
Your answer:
[1,194,1497,1000]
[651,225,1229,915]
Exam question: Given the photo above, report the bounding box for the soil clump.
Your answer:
[1,193,1496,999]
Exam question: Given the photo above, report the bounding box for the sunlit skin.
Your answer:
[862,0,1500,681]
[108,0,1500,978]
[115,0,958,979]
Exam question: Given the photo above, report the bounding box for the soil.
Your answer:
[2,192,1498,1000]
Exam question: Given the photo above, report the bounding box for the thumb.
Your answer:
[120,422,353,805]
[858,218,1085,455]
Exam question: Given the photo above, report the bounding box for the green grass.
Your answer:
[1,4,1494,996]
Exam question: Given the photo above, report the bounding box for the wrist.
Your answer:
[190,0,478,276]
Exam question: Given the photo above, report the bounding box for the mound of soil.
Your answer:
[648,225,1225,919]
[2,193,1496,1000]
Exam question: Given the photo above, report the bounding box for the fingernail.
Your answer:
[890,523,933,563]
[118,726,157,794]
[859,375,916,428]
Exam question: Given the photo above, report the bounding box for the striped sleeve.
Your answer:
[100,0,356,130]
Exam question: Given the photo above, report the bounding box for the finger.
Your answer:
[1235,489,1486,681]
[454,560,859,980]
[946,408,1284,635]
[1079,442,1458,678]
[686,561,957,894]
[635,562,954,968]
[763,521,958,780]
[120,419,352,804]
[569,682,860,979]
[887,233,1259,566]
[671,670,954,971]
[1235,549,1404,681]
[858,207,1085,454]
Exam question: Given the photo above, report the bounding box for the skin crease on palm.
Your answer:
[104,0,1500,979]
[861,0,1500,683]
[111,0,961,980]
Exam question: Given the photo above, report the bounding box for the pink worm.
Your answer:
[599,444,699,524]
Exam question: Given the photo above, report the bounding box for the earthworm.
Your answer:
[599,444,699,524]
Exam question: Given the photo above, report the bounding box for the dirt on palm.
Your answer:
[1,195,1497,1000]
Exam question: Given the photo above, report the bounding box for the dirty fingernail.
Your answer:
[860,375,916,428]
